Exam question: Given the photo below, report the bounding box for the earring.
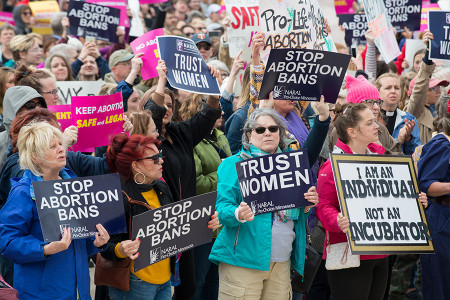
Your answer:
[134,172,146,184]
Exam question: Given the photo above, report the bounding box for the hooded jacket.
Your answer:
[0,86,46,169]
[12,5,32,35]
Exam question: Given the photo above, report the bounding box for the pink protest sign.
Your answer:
[130,28,164,80]
[335,0,355,15]
[0,12,15,25]
[420,4,440,32]
[87,0,129,27]
[71,93,124,151]
[139,0,168,4]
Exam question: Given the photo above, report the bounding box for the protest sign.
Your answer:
[338,14,368,47]
[258,0,335,64]
[330,154,434,254]
[258,49,350,103]
[224,0,259,58]
[157,36,221,95]
[68,1,120,43]
[335,0,355,15]
[362,0,401,63]
[0,12,14,26]
[129,0,145,37]
[384,0,422,32]
[428,11,450,60]
[87,0,129,27]
[29,1,60,35]
[132,192,216,271]
[33,174,127,242]
[404,39,426,72]
[235,150,313,215]
[130,28,164,80]
[420,3,440,32]
[71,92,124,151]
[57,81,105,105]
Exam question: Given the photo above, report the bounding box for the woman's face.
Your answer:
[39,138,66,174]
[134,144,163,183]
[23,39,43,66]
[0,29,15,47]
[50,56,69,81]
[247,115,280,154]
[21,8,32,24]
[351,108,380,145]
[413,53,424,73]
[39,77,59,106]
[426,85,442,105]
[378,77,400,108]
[362,99,381,118]
[273,100,295,117]
[146,118,159,139]
[127,90,141,112]
[5,73,15,90]
[214,111,224,129]
[163,94,173,125]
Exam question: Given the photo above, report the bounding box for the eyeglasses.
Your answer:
[30,47,43,53]
[136,150,163,164]
[252,125,279,134]
[185,32,194,37]
[363,99,383,107]
[197,44,211,51]
[116,61,131,66]
[22,100,41,110]
[22,11,32,16]
[220,72,229,78]
[40,89,58,96]
[429,86,441,92]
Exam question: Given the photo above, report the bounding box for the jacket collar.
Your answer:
[334,139,386,155]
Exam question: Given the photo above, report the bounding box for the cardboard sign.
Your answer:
[29,0,60,35]
[362,0,401,63]
[338,14,368,47]
[71,92,124,151]
[224,0,259,58]
[384,0,422,32]
[33,174,127,242]
[335,0,355,15]
[428,11,450,60]
[420,4,441,32]
[57,81,105,105]
[157,36,221,95]
[87,0,129,27]
[235,150,313,215]
[330,154,434,254]
[68,1,120,43]
[130,28,164,80]
[0,12,14,26]
[258,0,335,64]
[258,49,350,103]
[131,192,216,271]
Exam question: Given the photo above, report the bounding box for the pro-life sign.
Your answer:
[131,192,216,272]
[236,150,313,215]
[157,36,220,95]
[330,154,434,254]
[258,49,350,103]
[33,174,127,242]
[428,10,450,60]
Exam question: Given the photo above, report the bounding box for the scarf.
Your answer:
[277,111,309,147]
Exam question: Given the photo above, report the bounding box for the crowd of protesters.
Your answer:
[0,0,448,300]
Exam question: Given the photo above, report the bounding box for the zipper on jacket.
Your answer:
[234,225,240,254]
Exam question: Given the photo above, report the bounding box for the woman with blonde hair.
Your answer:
[126,110,159,139]
[6,34,42,68]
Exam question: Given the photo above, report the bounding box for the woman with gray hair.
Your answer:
[209,107,327,299]
[0,122,110,300]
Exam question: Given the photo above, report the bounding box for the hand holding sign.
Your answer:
[208,211,220,230]
[304,186,319,213]
[337,213,350,233]
[365,29,376,46]
[419,192,428,208]
[43,227,72,256]
[119,239,140,260]
[238,202,254,221]
[315,95,330,122]
[422,29,433,48]
[252,32,265,65]
[93,224,110,247]
[62,125,78,149]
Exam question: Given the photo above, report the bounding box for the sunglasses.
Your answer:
[23,100,41,110]
[252,125,279,134]
[22,11,32,16]
[136,150,163,164]
[197,44,211,51]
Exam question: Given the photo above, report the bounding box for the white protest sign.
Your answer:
[57,81,105,105]
[331,154,434,254]
[259,0,335,64]
[362,0,401,63]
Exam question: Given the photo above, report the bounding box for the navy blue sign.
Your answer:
[67,1,120,43]
[131,192,216,271]
[258,49,350,103]
[157,36,221,95]
[339,14,368,47]
[33,174,127,242]
[385,0,422,32]
[235,150,313,215]
[429,11,450,60]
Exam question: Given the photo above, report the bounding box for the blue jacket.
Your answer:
[0,169,101,300]
[392,109,421,155]
[224,101,250,154]
[209,148,309,274]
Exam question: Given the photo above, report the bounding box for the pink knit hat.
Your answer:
[345,74,381,103]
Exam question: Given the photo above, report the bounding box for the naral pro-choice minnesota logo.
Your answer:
[250,200,258,214]
[60,224,70,234]
[273,86,285,98]
[149,248,161,264]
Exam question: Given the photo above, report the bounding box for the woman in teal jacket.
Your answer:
[210,107,329,299]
